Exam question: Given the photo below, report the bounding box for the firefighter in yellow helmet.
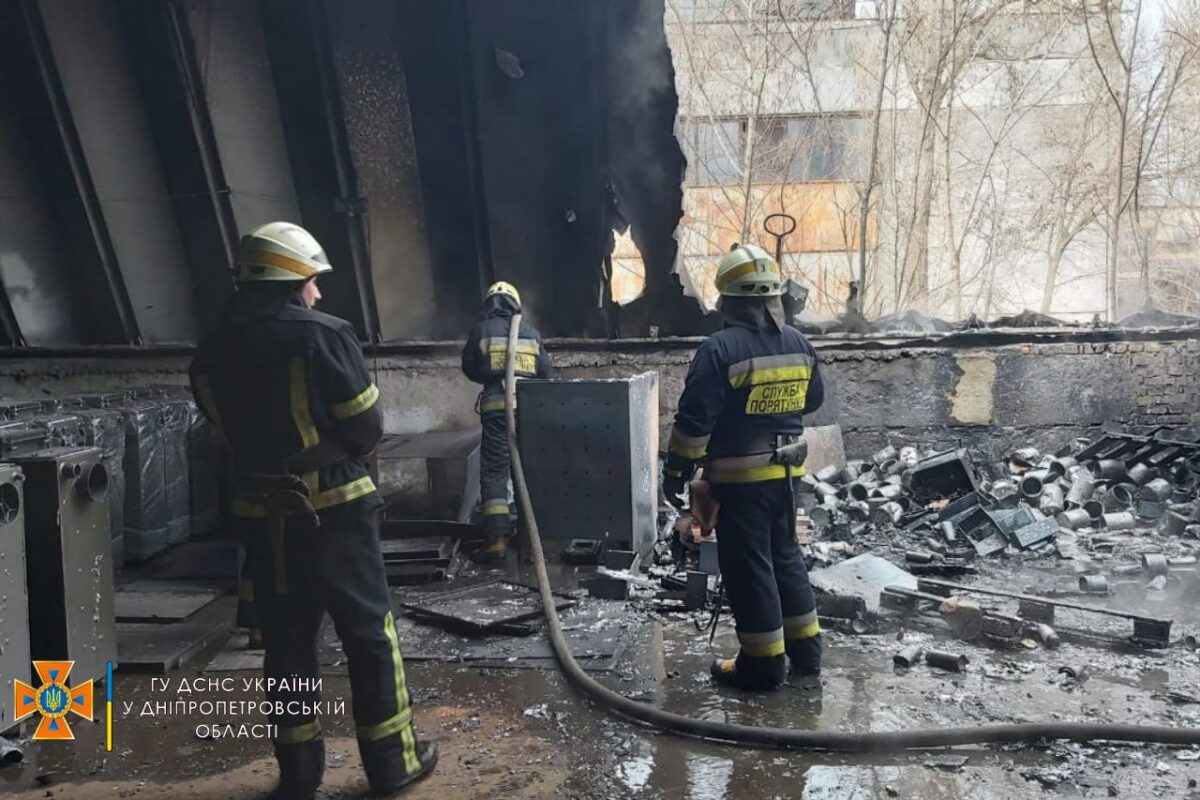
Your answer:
[461,281,553,561]
[663,244,826,690]
[190,222,437,798]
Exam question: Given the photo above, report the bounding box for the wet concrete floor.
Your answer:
[2,592,1198,800]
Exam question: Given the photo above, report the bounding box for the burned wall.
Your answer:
[0,331,1196,463]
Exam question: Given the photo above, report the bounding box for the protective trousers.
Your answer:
[710,478,820,678]
[238,499,425,779]
[478,404,513,541]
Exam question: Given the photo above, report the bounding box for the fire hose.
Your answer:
[502,314,1200,751]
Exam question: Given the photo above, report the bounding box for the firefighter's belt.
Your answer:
[234,473,319,595]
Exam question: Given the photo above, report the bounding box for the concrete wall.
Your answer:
[0,330,1196,462]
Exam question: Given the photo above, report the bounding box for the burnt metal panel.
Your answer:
[18,447,117,686]
[184,0,303,236]
[0,464,30,729]
[326,0,439,341]
[37,0,198,343]
[465,0,557,331]
[397,0,493,333]
[114,0,238,336]
[259,0,375,339]
[516,374,659,553]
[0,0,139,344]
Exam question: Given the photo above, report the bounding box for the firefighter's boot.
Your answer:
[359,734,439,797]
[709,652,786,691]
[786,633,822,677]
[475,515,512,563]
[270,739,324,800]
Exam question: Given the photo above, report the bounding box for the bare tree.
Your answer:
[1081,0,1197,317]
[666,0,872,312]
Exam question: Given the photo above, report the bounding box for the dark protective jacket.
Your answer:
[190,288,383,518]
[665,318,825,484]
[461,297,553,412]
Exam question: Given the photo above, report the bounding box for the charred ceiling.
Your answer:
[0,0,685,346]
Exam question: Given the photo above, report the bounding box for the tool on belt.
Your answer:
[233,442,351,594]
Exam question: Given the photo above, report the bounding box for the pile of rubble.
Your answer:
[802,429,1200,567]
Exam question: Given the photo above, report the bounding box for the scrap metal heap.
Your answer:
[803,429,1200,565]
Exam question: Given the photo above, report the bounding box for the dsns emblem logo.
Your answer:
[13,661,94,740]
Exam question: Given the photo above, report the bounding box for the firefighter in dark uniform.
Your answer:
[461,281,553,562]
[662,244,825,691]
[190,222,437,798]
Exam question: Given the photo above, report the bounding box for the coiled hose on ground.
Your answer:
[502,314,1200,751]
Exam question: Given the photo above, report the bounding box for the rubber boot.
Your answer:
[473,536,509,564]
[359,734,439,797]
[474,516,512,563]
[269,739,324,800]
[709,652,786,691]
[786,634,822,677]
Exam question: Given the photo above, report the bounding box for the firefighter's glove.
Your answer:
[663,472,688,510]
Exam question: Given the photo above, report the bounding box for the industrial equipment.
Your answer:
[0,463,28,732]
[18,447,117,686]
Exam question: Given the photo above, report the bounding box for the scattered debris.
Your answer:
[925,649,969,672]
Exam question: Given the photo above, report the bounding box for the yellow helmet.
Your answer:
[236,222,333,282]
[485,281,521,307]
[715,243,782,297]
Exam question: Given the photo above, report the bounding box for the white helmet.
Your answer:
[236,222,333,282]
[715,243,782,297]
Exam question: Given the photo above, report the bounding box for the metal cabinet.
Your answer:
[0,463,28,732]
[516,373,659,554]
[18,448,116,686]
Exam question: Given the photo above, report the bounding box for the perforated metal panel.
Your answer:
[517,373,658,553]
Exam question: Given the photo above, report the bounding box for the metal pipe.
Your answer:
[871,484,902,500]
[925,650,969,672]
[1056,509,1092,530]
[815,465,840,484]
[809,504,838,529]
[0,736,22,765]
[1019,473,1045,499]
[1079,575,1109,594]
[1127,462,1156,486]
[1137,478,1172,501]
[1028,623,1060,649]
[1065,472,1095,507]
[839,483,869,503]
[1010,448,1040,469]
[1091,460,1130,483]
[1039,484,1065,515]
[1142,553,1169,580]
[1083,500,1105,519]
[814,481,839,499]
[1100,512,1136,530]
[872,445,897,466]
[1058,665,1088,682]
[938,521,958,542]
[893,645,923,669]
[869,502,904,525]
[1049,457,1077,477]
[1102,484,1135,511]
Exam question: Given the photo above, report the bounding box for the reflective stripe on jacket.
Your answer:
[666,324,824,483]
